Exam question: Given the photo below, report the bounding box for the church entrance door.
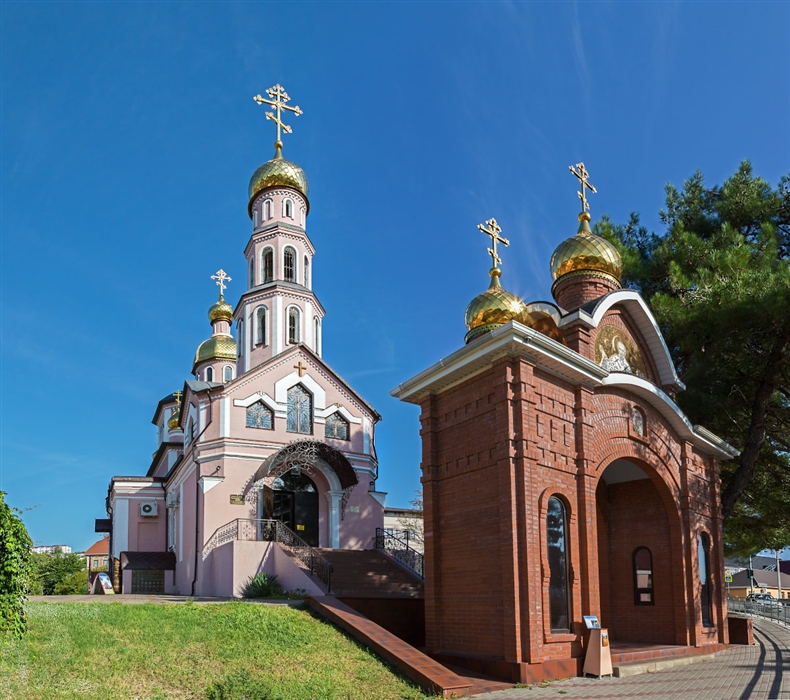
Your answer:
[267,471,320,547]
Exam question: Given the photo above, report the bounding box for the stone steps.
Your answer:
[317,548,424,597]
[613,653,715,677]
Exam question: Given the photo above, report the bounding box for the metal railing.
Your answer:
[375,527,424,579]
[203,518,332,591]
[728,597,790,626]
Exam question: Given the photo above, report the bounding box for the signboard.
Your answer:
[229,494,245,505]
[583,615,601,629]
[725,570,733,583]
[92,572,115,595]
[583,628,613,678]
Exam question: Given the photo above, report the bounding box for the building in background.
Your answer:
[31,545,72,554]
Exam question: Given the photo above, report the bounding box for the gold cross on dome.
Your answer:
[478,218,509,269]
[294,361,307,377]
[253,84,303,144]
[211,269,232,297]
[173,390,182,407]
[569,162,597,213]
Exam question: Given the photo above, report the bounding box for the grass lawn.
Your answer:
[0,602,437,700]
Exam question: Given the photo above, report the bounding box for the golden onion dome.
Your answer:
[208,296,233,323]
[167,407,181,431]
[550,212,622,285]
[248,141,309,209]
[464,268,529,343]
[192,334,237,372]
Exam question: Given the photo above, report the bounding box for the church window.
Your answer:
[253,210,258,227]
[304,256,310,288]
[633,547,654,605]
[262,248,274,283]
[314,317,321,354]
[283,198,294,218]
[236,320,243,357]
[300,207,305,227]
[264,199,272,220]
[256,306,267,345]
[325,412,349,440]
[246,401,273,430]
[284,247,296,282]
[288,307,301,344]
[206,367,214,382]
[546,496,570,632]
[287,384,312,434]
[699,533,713,626]
[186,418,195,445]
[223,365,233,382]
[249,257,255,288]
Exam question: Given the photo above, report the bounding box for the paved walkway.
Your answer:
[473,619,789,699]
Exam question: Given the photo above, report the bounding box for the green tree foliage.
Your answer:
[0,491,33,638]
[595,162,790,555]
[53,569,89,595]
[31,550,87,595]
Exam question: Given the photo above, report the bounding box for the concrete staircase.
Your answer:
[317,548,424,598]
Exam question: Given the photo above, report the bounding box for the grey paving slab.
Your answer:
[472,619,790,699]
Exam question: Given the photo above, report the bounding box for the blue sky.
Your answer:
[2,2,788,552]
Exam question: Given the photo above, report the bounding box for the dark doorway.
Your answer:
[265,471,319,547]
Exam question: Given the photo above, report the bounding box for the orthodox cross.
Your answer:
[211,269,231,297]
[173,390,182,408]
[253,84,303,144]
[478,218,509,269]
[294,361,307,377]
[569,162,597,213]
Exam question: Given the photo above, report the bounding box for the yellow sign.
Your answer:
[296,524,305,531]
[229,495,245,505]
[725,570,733,583]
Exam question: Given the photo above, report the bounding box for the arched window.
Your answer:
[633,547,654,605]
[236,320,242,357]
[262,248,274,283]
[283,198,294,218]
[314,317,321,354]
[256,306,267,345]
[288,307,300,344]
[249,257,255,288]
[206,367,214,382]
[304,256,310,288]
[246,401,273,429]
[253,210,259,227]
[699,533,713,626]
[325,412,349,440]
[223,365,233,382]
[546,496,570,632]
[284,247,296,282]
[300,207,305,227]
[264,199,272,220]
[286,384,312,434]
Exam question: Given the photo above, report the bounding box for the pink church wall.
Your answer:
[340,490,384,550]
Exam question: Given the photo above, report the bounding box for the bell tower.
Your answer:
[234,84,325,376]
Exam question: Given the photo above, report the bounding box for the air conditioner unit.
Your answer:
[140,502,159,517]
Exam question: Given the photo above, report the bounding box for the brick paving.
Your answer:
[472,619,789,699]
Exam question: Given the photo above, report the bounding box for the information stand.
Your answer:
[582,616,612,678]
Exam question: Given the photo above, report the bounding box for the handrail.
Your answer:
[202,518,332,591]
[375,527,424,579]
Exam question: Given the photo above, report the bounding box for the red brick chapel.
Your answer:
[392,164,737,683]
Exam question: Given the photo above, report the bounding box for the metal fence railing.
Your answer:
[375,527,424,579]
[727,597,790,626]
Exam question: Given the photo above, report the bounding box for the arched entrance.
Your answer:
[596,459,679,645]
[264,471,320,547]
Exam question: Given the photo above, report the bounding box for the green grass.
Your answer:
[0,602,436,700]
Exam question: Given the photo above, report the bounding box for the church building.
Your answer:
[102,86,385,596]
[392,164,737,682]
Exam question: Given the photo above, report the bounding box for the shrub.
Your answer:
[241,572,282,598]
[30,549,86,595]
[53,569,89,595]
[0,491,33,638]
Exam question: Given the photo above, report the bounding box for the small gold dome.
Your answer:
[550,213,622,283]
[248,142,309,208]
[192,334,237,373]
[208,297,233,323]
[464,268,528,343]
[167,407,181,431]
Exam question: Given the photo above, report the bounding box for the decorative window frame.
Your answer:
[245,401,275,430]
[283,246,297,283]
[255,305,268,346]
[234,392,282,418]
[304,255,310,288]
[315,403,361,425]
[324,412,351,440]
[205,366,214,382]
[263,199,273,221]
[252,209,259,228]
[274,372,326,415]
[223,365,234,382]
[287,304,301,344]
[261,246,275,283]
[629,405,648,443]
[283,197,294,219]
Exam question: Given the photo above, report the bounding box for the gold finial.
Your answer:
[168,390,183,430]
[294,361,307,377]
[569,162,597,215]
[253,84,303,151]
[477,218,509,270]
[211,269,232,298]
[173,390,182,408]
